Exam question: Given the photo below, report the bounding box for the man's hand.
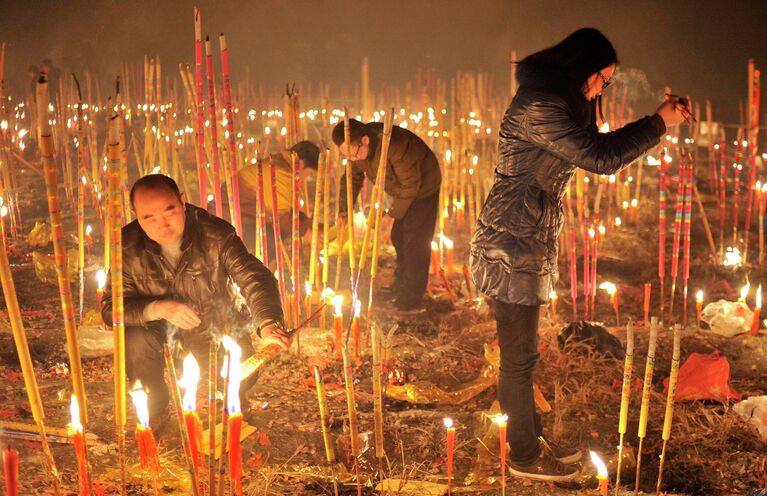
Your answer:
[153,300,201,329]
[261,323,292,351]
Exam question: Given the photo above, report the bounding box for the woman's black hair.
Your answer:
[519,28,618,124]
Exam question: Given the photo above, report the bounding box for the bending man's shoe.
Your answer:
[539,435,583,464]
[508,447,579,483]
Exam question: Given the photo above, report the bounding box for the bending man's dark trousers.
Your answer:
[493,299,543,464]
[390,192,439,304]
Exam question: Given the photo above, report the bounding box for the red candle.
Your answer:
[222,337,244,496]
[85,224,93,254]
[130,384,161,474]
[751,285,762,336]
[444,418,455,496]
[439,267,456,306]
[430,241,439,277]
[178,354,202,474]
[643,283,652,327]
[352,299,361,364]
[68,395,90,496]
[444,237,454,277]
[549,291,558,319]
[304,282,313,323]
[96,269,107,310]
[493,415,508,495]
[3,448,18,496]
[590,451,608,496]
[333,295,344,360]
[583,226,591,320]
[462,264,474,300]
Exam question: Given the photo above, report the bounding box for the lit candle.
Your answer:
[751,285,761,336]
[130,382,161,475]
[643,283,651,327]
[222,337,243,496]
[68,395,90,496]
[599,282,619,325]
[443,236,454,277]
[3,448,18,496]
[320,287,334,331]
[431,241,439,277]
[630,198,638,224]
[739,282,750,304]
[178,354,202,475]
[352,299,361,363]
[444,418,455,496]
[549,290,558,318]
[304,281,312,321]
[85,224,93,254]
[589,451,608,496]
[96,269,107,310]
[695,290,704,330]
[492,414,508,496]
[333,295,344,360]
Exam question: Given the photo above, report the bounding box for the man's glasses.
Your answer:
[597,71,612,89]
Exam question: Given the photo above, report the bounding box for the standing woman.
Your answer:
[470,28,687,482]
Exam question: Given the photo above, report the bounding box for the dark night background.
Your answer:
[1,0,765,123]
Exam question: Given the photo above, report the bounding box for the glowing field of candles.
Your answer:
[0,3,766,496]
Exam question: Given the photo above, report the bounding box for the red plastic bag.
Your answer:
[664,352,741,403]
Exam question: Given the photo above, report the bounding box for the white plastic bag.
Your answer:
[732,395,767,441]
[700,299,752,337]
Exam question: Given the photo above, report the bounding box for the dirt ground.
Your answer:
[1,158,767,496]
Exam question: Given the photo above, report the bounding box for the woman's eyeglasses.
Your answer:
[598,71,612,89]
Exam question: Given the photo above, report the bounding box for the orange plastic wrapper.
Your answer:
[663,352,741,403]
[385,342,498,405]
[26,221,51,247]
[384,341,553,409]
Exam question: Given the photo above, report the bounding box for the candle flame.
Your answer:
[431,241,438,251]
[599,281,617,296]
[0,205,7,218]
[443,417,453,429]
[598,225,606,235]
[333,295,344,317]
[696,290,704,303]
[354,299,361,317]
[599,122,610,133]
[178,353,200,411]
[130,381,150,428]
[614,216,622,226]
[96,269,107,290]
[85,224,92,235]
[588,227,595,238]
[757,285,762,310]
[151,166,161,174]
[589,450,608,478]
[305,281,312,296]
[549,290,557,301]
[740,282,750,302]
[221,336,242,415]
[69,394,82,432]
[491,414,508,425]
